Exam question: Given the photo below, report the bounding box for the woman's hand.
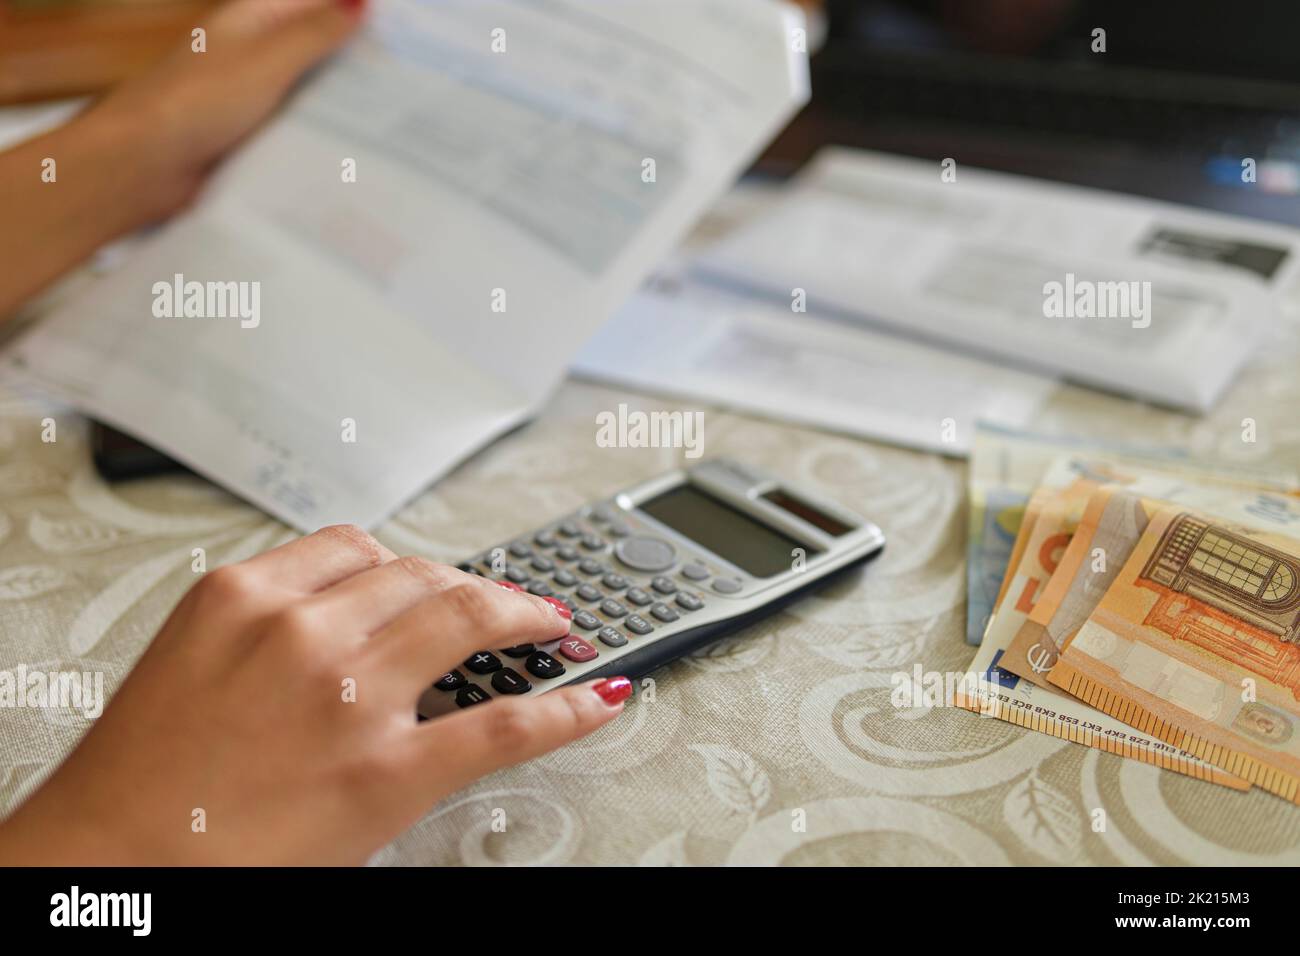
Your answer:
[0,525,631,865]
[0,0,364,317]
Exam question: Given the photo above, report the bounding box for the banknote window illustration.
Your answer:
[1140,515,1300,661]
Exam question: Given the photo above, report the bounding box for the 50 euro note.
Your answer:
[955,600,1249,790]
[1000,478,1300,688]
[958,462,1247,787]
[961,423,1296,646]
[1049,506,1300,802]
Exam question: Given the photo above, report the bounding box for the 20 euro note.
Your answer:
[1000,475,1300,688]
[955,604,1249,790]
[978,472,1101,660]
[1050,506,1300,802]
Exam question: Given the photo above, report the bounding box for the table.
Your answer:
[3,346,1300,864]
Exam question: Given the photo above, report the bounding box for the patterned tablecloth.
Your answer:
[3,313,1300,868]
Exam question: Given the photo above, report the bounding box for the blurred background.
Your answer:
[6,0,1297,224]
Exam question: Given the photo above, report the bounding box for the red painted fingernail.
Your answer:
[341,0,366,12]
[542,596,572,620]
[592,676,632,705]
[496,580,524,592]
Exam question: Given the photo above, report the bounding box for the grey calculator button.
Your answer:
[681,562,710,581]
[625,614,654,635]
[712,578,743,594]
[505,566,529,584]
[553,569,578,587]
[580,533,606,551]
[526,580,553,597]
[556,545,580,562]
[534,531,556,548]
[599,599,628,618]
[601,573,629,591]
[650,602,679,623]
[509,541,532,558]
[577,558,604,576]
[614,535,677,573]
[558,521,581,537]
[625,587,652,606]
[591,505,616,523]
[651,576,677,594]
[597,626,628,648]
[607,521,631,537]
[573,610,601,630]
[675,592,703,611]
[530,556,555,572]
[576,583,602,602]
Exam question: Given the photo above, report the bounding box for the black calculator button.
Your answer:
[503,644,534,659]
[553,569,578,587]
[558,636,599,662]
[556,545,581,562]
[625,614,654,635]
[573,610,601,631]
[675,592,704,611]
[625,587,653,606]
[509,541,532,558]
[526,580,554,597]
[650,602,680,623]
[580,533,606,551]
[435,669,467,691]
[601,573,629,591]
[534,531,557,548]
[530,556,555,572]
[712,578,743,594]
[651,576,678,594]
[597,626,628,648]
[576,583,602,602]
[578,558,605,576]
[600,599,628,618]
[681,562,710,581]
[558,521,581,537]
[491,668,532,695]
[464,651,503,674]
[525,651,566,679]
[457,563,481,576]
[614,535,677,573]
[456,685,492,708]
[505,565,529,584]
[607,521,631,538]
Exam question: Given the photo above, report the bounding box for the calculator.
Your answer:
[417,458,885,717]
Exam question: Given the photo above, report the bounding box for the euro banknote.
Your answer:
[955,606,1249,790]
[1050,506,1300,802]
[1000,477,1300,688]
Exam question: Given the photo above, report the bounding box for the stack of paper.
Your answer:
[2,0,809,530]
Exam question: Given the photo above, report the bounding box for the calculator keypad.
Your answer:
[418,499,737,718]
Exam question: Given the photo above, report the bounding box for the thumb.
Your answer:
[407,677,634,802]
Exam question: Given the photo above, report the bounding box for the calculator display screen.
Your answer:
[638,484,813,578]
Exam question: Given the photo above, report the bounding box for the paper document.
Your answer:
[696,148,1300,412]
[573,261,1058,455]
[3,0,808,530]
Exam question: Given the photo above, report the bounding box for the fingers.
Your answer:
[407,678,632,798]
[355,570,571,678]
[238,524,396,593]
[240,0,364,89]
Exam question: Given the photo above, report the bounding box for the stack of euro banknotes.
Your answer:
[963,425,1300,800]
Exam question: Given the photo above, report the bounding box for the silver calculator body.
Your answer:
[418,458,885,717]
